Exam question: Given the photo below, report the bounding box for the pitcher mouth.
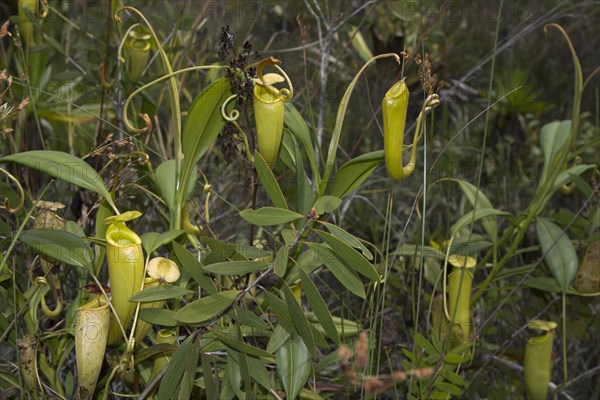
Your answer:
[254,85,281,104]
[79,296,109,311]
[106,224,142,247]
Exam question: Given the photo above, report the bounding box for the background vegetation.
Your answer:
[0,0,598,399]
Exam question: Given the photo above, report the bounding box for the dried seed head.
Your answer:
[363,377,385,393]
[338,344,353,362]
[355,331,369,367]
[392,371,408,382]
[412,367,434,379]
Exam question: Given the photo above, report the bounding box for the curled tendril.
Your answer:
[34,276,63,319]
[221,94,240,122]
[220,94,253,161]
[255,57,294,103]
[135,112,152,134]
[122,150,150,165]
[0,168,25,213]
[98,63,114,89]
[423,94,440,112]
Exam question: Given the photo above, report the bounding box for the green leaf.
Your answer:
[536,217,578,292]
[155,159,197,211]
[392,244,444,259]
[281,284,316,356]
[288,130,315,216]
[181,77,231,200]
[299,269,340,344]
[141,229,185,254]
[552,164,596,193]
[129,285,192,302]
[157,333,196,399]
[239,207,304,226]
[439,369,467,387]
[329,150,384,198]
[276,334,312,400]
[235,243,271,260]
[539,120,571,186]
[311,244,366,298]
[180,338,200,399]
[254,151,288,210]
[313,195,342,215]
[213,331,275,360]
[172,242,217,294]
[264,291,297,336]
[284,102,319,186]
[201,353,217,399]
[318,220,373,260]
[457,180,498,242]
[136,343,177,363]
[524,276,584,296]
[138,308,178,327]
[174,290,239,324]
[315,230,379,281]
[203,260,270,276]
[246,356,273,392]
[201,237,238,264]
[19,229,93,271]
[227,349,251,398]
[444,353,465,364]
[0,150,116,211]
[434,382,462,396]
[267,325,291,354]
[274,246,289,277]
[451,208,514,237]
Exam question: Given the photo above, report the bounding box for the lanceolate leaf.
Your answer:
[213,331,275,360]
[539,120,571,186]
[155,159,198,211]
[203,260,270,276]
[264,291,297,336]
[315,230,379,281]
[172,242,217,295]
[284,102,319,185]
[276,334,312,400]
[451,208,514,237]
[174,290,239,324]
[274,246,289,277]
[157,333,196,399]
[129,285,192,302]
[552,164,596,193]
[536,217,578,292]
[311,244,366,298]
[457,180,498,242]
[138,308,178,327]
[329,150,384,199]
[282,283,316,356]
[299,269,340,344]
[19,229,93,271]
[254,151,288,210]
[180,77,232,194]
[141,229,185,254]
[240,207,304,226]
[313,196,342,215]
[318,220,373,260]
[1,150,116,211]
